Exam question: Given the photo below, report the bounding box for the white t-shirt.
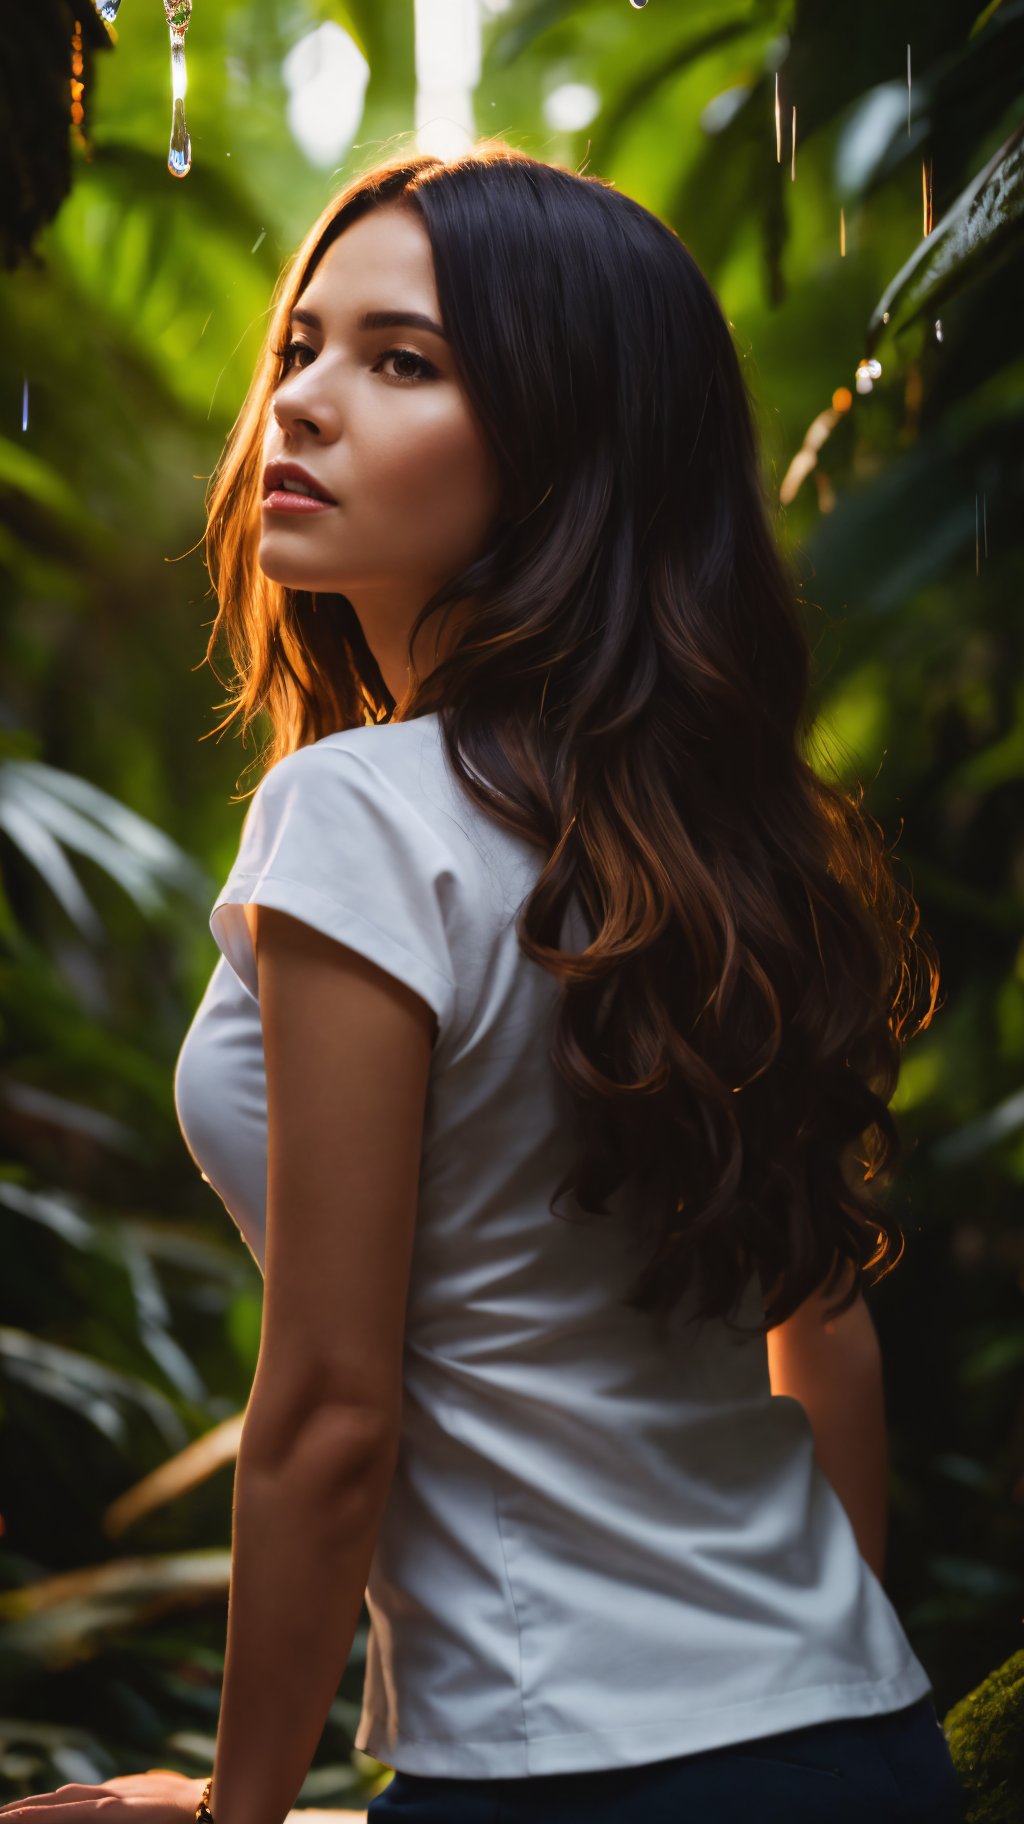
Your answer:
[174,710,933,1779]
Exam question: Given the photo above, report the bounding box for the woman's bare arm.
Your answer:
[208,903,436,1824]
[766,1273,890,1583]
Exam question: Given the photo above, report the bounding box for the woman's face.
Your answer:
[259,201,505,706]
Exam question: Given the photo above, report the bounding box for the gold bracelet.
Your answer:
[195,1776,214,1824]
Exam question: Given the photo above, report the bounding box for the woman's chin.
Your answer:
[256,549,324,587]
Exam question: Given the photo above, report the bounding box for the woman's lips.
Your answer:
[262,490,336,514]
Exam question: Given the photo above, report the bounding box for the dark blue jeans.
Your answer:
[366,1693,966,1821]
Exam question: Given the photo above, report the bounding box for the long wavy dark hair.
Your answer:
[203,141,941,1339]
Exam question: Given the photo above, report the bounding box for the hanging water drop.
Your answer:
[165,0,193,179]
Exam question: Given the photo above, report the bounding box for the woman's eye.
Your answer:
[273,341,437,384]
[374,346,438,384]
[274,340,313,374]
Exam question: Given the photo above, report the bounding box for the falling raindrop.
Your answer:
[934,319,943,342]
[21,379,28,433]
[975,493,980,576]
[165,0,193,179]
[96,0,121,18]
[70,16,87,150]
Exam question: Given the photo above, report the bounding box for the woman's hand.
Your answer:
[0,1770,209,1824]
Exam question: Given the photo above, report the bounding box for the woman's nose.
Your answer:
[272,369,339,438]
[273,387,322,436]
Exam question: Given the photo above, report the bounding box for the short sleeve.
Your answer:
[209,742,457,1039]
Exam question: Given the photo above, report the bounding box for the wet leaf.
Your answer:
[869,121,1024,340]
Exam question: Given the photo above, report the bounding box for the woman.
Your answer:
[4,146,966,1824]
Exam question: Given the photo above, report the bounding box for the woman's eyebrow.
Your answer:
[289,305,449,341]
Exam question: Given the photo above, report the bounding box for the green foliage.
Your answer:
[0,0,1020,1808]
[944,1649,1024,1824]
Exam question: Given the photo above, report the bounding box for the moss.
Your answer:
[943,1650,1024,1824]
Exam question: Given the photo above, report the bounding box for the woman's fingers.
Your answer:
[0,1772,202,1820]
[1,1791,114,1808]
[0,1801,120,1819]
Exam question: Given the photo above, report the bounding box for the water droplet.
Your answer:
[629,0,649,8]
[165,0,193,179]
[21,378,28,433]
[934,318,943,342]
[97,0,121,17]
[881,310,890,324]
[855,357,882,393]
